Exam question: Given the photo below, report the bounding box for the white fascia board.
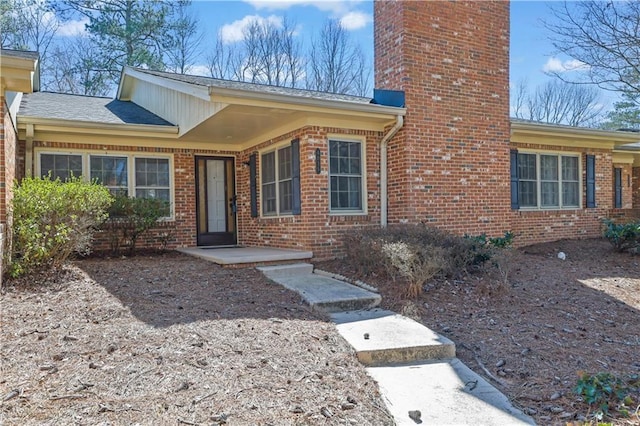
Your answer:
[209,86,407,117]
[511,121,640,145]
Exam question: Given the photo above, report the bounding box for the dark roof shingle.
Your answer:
[1,49,39,61]
[20,92,174,126]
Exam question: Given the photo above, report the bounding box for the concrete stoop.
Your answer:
[330,309,455,366]
[258,263,381,312]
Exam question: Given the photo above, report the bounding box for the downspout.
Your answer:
[380,115,403,228]
[25,124,34,177]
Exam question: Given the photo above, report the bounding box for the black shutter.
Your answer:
[586,154,596,208]
[249,153,258,217]
[510,149,519,210]
[614,168,622,209]
[291,138,301,215]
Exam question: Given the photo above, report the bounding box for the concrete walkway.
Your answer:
[258,263,535,426]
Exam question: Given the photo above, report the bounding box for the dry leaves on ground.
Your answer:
[1,253,394,425]
[319,238,640,426]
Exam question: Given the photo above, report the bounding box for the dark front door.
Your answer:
[195,157,236,246]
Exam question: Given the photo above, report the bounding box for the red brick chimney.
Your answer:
[374,1,511,235]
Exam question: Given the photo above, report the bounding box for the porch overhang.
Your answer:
[0,49,39,94]
[118,67,406,151]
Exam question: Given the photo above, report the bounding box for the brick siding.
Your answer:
[374,0,513,236]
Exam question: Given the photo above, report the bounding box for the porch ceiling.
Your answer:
[178,103,399,150]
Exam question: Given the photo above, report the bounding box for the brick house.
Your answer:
[1,1,639,267]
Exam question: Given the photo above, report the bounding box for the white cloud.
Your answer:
[339,11,371,30]
[244,0,370,31]
[189,65,211,77]
[542,57,590,73]
[57,17,89,37]
[219,14,283,44]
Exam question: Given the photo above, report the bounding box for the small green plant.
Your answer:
[9,176,112,277]
[105,194,170,255]
[602,219,640,252]
[574,371,640,419]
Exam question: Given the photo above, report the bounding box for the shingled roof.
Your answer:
[133,68,374,105]
[20,92,174,126]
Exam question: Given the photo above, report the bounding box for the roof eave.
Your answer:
[209,86,407,118]
[18,116,179,137]
[511,120,640,146]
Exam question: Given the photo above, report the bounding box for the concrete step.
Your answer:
[368,358,535,425]
[257,263,314,279]
[330,309,455,366]
[259,273,381,313]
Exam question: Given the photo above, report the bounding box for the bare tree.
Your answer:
[206,39,235,80]
[307,19,371,96]
[164,0,203,74]
[1,0,59,66]
[206,16,303,87]
[512,79,604,127]
[545,1,640,94]
[45,36,111,96]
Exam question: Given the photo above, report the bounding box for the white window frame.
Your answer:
[328,137,366,214]
[36,149,175,219]
[517,151,582,210]
[260,143,293,217]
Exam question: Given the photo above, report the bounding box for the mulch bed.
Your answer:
[318,238,640,426]
[1,253,393,425]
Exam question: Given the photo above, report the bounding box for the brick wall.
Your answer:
[236,126,384,260]
[633,166,640,209]
[30,141,238,252]
[1,95,18,280]
[374,0,512,236]
[509,147,614,245]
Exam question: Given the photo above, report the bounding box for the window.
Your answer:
[261,146,292,215]
[516,153,580,209]
[38,151,173,215]
[329,139,363,212]
[90,155,128,195]
[40,153,82,181]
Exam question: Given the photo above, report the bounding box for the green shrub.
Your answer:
[574,371,639,419]
[104,194,170,255]
[9,176,112,277]
[602,219,640,252]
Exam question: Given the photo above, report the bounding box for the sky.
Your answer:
[54,0,617,108]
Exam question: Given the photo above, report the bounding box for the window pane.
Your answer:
[90,156,128,191]
[519,181,537,207]
[135,158,169,188]
[562,156,578,181]
[517,154,536,180]
[541,182,559,207]
[563,182,579,207]
[278,147,292,180]
[262,152,275,183]
[540,155,558,181]
[279,180,292,213]
[41,154,83,181]
[262,182,276,214]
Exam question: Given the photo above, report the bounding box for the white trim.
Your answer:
[328,136,368,215]
[259,141,295,218]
